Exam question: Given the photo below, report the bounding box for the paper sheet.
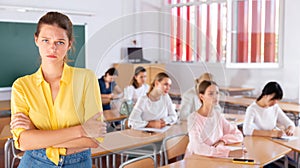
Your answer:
[135,126,171,133]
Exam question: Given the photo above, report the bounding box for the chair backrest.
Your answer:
[119,100,134,116]
[121,118,130,130]
[119,155,155,168]
[4,138,24,168]
[161,133,189,165]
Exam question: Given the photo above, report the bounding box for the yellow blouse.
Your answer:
[11,63,103,165]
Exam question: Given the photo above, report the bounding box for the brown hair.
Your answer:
[198,80,218,103]
[105,67,118,76]
[35,11,75,62]
[147,72,169,95]
[130,66,146,89]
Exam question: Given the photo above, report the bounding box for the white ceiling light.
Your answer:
[0,5,95,16]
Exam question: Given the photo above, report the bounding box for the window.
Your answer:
[168,0,283,68]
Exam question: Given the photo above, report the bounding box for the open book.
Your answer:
[135,126,171,133]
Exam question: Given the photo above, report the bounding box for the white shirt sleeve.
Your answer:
[180,88,195,120]
[128,97,148,129]
[243,104,256,136]
[163,94,178,124]
[276,105,295,128]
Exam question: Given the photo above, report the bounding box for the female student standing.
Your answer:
[179,72,215,120]
[243,81,295,137]
[185,80,244,158]
[10,12,106,167]
[128,72,177,129]
[124,66,149,104]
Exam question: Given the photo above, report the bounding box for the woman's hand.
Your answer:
[270,129,284,138]
[82,112,107,138]
[146,119,166,129]
[285,126,294,136]
[212,140,225,147]
[10,112,36,130]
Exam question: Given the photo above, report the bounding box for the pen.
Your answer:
[272,137,289,141]
[232,158,255,164]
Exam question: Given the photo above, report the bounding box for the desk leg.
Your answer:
[100,157,103,168]
[284,155,288,168]
[112,154,116,168]
[106,155,110,168]
[297,152,300,168]
[93,157,99,168]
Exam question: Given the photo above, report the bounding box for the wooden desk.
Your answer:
[242,136,291,166]
[220,87,254,96]
[160,156,259,168]
[0,100,10,111]
[0,125,11,140]
[223,113,245,125]
[220,96,300,125]
[160,136,291,168]
[220,96,300,114]
[91,121,187,157]
[219,96,254,107]
[269,127,300,167]
[103,110,127,122]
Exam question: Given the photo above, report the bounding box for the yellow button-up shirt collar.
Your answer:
[35,64,71,86]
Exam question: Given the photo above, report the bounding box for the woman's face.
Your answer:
[135,72,147,86]
[263,94,279,107]
[200,84,219,106]
[155,77,172,95]
[35,24,71,65]
[105,74,117,83]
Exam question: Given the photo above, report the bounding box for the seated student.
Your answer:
[128,72,178,129]
[185,80,244,158]
[180,72,215,120]
[98,67,123,110]
[124,66,149,104]
[243,81,295,137]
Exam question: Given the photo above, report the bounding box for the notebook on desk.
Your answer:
[135,126,171,133]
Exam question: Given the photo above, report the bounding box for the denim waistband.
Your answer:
[26,148,91,166]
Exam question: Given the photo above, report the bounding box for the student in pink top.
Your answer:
[185,80,244,158]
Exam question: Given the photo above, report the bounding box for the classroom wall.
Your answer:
[124,0,300,102]
[1,0,300,103]
[0,0,136,100]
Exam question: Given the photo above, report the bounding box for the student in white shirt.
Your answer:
[243,81,295,137]
[124,66,149,104]
[128,72,178,129]
[180,73,215,120]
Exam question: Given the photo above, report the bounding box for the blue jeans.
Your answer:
[18,149,92,168]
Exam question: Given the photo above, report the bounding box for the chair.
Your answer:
[120,118,129,130]
[119,155,155,168]
[4,138,24,168]
[161,133,189,165]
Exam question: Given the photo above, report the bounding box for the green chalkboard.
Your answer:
[0,21,85,87]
